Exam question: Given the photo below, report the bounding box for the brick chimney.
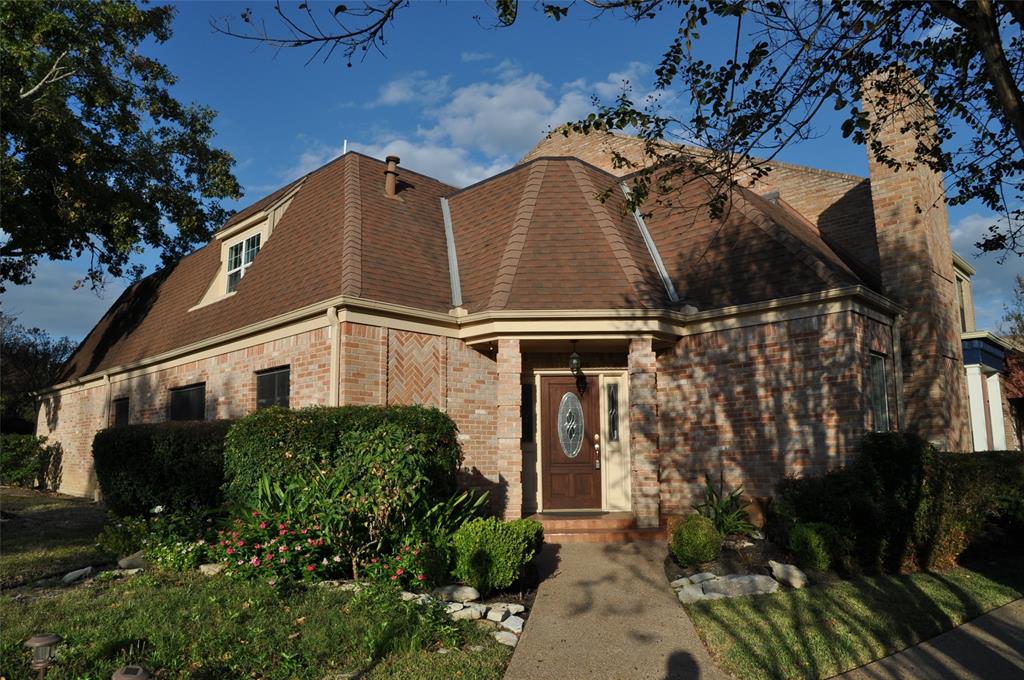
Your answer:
[384,155,400,197]
[862,67,970,450]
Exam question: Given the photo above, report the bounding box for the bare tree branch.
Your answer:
[18,50,75,99]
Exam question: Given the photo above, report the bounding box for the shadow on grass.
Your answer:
[687,560,1024,680]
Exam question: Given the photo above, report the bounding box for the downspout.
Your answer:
[327,306,341,406]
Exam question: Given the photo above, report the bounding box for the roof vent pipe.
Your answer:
[384,155,400,196]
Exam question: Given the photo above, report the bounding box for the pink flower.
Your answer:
[371,558,379,564]
[314,525,321,530]
[254,544,261,550]
[279,545,288,552]
[306,564,316,572]
[301,529,308,535]
[280,558,287,564]
[413,550,420,556]
[417,574,426,581]
[259,522,267,529]
[391,575,398,581]
[279,529,287,536]
[395,568,404,576]
[251,510,260,517]
[250,557,261,566]
[226,547,234,555]
[279,523,286,530]
[236,540,245,547]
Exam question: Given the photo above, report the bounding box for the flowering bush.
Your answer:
[363,542,435,590]
[211,511,345,583]
[146,537,209,572]
[97,506,217,571]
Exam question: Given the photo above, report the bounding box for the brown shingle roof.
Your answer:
[59,146,874,383]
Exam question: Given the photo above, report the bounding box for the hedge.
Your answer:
[670,514,723,567]
[93,421,234,516]
[452,517,543,594]
[0,434,54,488]
[775,432,1024,573]
[223,405,461,509]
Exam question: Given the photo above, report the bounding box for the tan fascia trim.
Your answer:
[215,180,306,241]
[42,286,900,394]
[960,330,1014,351]
[952,251,977,277]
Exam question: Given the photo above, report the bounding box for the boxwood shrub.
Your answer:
[776,432,1024,573]
[670,513,722,567]
[93,421,234,516]
[223,405,461,510]
[452,517,543,594]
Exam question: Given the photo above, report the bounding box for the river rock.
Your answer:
[198,563,226,576]
[451,607,482,621]
[769,560,809,589]
[501,615,525,634]
[493,631,519,647]
[506,603,526,615]
[677,584,705,604]
[118,550,146,569]
[444,602,465,614]
[701,574,779,598]
[486,607,508,622]
[689,572,717,584]
[432,585,480,603]
[62,566,93,584]
[670,577,692,589]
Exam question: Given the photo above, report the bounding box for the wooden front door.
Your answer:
[541,376,601,510]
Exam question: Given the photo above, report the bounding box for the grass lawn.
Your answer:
[0,486,111,588]
[1,572,512,679]
[686,559,1024,680]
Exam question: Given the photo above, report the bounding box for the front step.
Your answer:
[528,512,668,543]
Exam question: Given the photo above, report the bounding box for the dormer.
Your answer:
[191,180,304,310]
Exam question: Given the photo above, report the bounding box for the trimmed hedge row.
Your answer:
[774,432,1024,573]
[93,421,234,516]
[223,405,462,509]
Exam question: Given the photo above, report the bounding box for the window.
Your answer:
[169,383,206,421]
[869,353,890,432]
[607,383,619,442]
[226,233,261,293]
[256,367,290,409]
[521,384,534,443]
[112,397,129,427]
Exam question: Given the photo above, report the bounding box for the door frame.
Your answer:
[531,368,631,513]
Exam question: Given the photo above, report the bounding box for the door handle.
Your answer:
[594,443,601,469]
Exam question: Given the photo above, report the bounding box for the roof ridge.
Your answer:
[489,160,548,310]
[569,161,653,307]
[341,154,362,297]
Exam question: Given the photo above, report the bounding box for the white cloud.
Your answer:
[950,212,1024,330]
[353,138,511,187]
[1,259,127,340]
[461,51,493,62]
[369,71,451,108]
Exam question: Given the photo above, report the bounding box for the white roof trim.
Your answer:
[621,183,679,304]
[440,197,463,309]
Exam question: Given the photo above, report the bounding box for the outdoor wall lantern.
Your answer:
[112,665,153,680]
[569,341,587,393]
[23,633,62,679]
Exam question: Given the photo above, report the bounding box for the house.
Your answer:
[37,76,1019,529]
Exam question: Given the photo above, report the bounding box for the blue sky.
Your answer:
[2,1,1020,339]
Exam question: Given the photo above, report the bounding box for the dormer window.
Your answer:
[227,233,261,293]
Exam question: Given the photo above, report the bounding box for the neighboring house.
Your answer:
[37,78,1019,528]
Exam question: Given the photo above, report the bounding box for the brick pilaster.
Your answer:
[496,339,523,518]
[629,337,660,528]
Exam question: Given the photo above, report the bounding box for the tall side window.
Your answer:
[169,383,206,421]
[256,366,290,409]
[606,382,619,442]
[226,233,261,293]
[869,353,891,432]
[112,397,129,427]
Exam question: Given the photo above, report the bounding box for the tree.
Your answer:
[0,312,76,432]
[1,0,241,292]
[212,0,1023,259]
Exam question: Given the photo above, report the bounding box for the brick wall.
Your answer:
[656,311,896,513]
[37,326,332,497]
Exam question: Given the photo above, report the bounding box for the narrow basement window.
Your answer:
[112,397,129,427]
[226,233,262,293]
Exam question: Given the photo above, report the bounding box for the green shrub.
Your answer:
[0,434,53,488]
[96,513,150,557]
[404,490,490,574]
[776,433,1024,573]
[452,517,543,594]
[789,523,832,571]
[670,514,722,567]
[693,472,756,536]
[223,405,461,510]
[93,421,233,516]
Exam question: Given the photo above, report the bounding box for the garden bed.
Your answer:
[664,533,788,584]
[683,557,1024,680]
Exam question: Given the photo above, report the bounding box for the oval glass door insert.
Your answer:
[557,392,584,458]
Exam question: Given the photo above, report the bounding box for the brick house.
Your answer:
[37,79,1018,530]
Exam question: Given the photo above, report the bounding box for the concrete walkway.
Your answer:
[838,598,1024,680]
[504,542,729,680]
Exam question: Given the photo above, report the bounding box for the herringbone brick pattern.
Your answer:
[387,330,442,407]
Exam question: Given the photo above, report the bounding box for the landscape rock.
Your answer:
[769,560,809,589]
[701,574,779,598]
[400,591,419,601]
[432,585,480,603]
[444,602,465,614]
[118,550,146,569]
[677,584,705,604]
[486,607,508,622]
[689,572,717,584]
[111,568,143,577]
[703,592,727,600]
[501,615,525,634]
[493,631,519,647]
[723,538,754,551]
[451,607,482,621]
[505,603,526,615]
[670,577,692,589]
[62,566,93,585]
[465,603,488,616]
[198,563,226,576]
